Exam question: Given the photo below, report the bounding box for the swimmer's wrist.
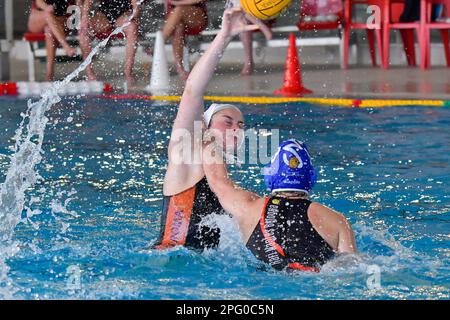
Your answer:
[217,30,232,43]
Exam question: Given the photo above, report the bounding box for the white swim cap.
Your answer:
[203,103,242,127]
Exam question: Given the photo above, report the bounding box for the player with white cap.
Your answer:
[155,8,269,251]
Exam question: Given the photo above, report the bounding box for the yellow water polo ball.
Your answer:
[240,0,292,20]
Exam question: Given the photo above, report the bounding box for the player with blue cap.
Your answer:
[263,139,317,195]
[202,138,357,272]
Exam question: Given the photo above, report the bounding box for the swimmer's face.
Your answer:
[209,108,244,152]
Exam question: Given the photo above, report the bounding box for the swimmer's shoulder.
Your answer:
[308,202,348,225]
[308,202,356,253]
[238,196,267,243]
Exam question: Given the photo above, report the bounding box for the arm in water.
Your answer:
[163,7,264,196]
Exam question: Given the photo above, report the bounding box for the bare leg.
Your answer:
[116,15,138,84]
[162,6,184,40]
[44,13,75,56]
[79,22,96,80]
[240,31,254,75]
[79,12,111,80]
[44,26,57,81]
[173,24,189,82]
[163,6,207,80]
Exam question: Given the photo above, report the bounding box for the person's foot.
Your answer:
[45,73,54,82]
[143,45,153,57]
[86,67,97,81]
[178,70,189,83]
[65,46,76,57]
[240,63,254,76]
[125,73,137,85]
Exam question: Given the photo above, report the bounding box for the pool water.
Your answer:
[0,96,448,299]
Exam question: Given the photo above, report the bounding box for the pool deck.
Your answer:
[205,64,450,101]
[7,57,450,101]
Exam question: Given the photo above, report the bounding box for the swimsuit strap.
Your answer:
[259,197,320,273]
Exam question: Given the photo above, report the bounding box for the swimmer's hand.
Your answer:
[221,7,271,39]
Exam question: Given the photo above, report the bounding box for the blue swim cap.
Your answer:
[263,139,317,194]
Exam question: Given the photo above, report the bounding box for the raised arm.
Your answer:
[170,8,260,134]
[164,8,263,195]
[202,141,264,220]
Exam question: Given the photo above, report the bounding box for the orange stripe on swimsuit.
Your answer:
[154,186,196,249]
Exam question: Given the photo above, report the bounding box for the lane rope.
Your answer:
[98,94,448,108]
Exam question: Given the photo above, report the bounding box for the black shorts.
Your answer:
[98,0,132,24]
[35,0,74,17]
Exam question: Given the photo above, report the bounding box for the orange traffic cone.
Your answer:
[274,34,312,96]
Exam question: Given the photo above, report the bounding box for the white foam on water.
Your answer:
[321,222,442,276]
[0,1,145,298]
[199,212,442,280]
[199,213,263,270]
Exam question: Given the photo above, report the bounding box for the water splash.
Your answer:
[0,1,145,297]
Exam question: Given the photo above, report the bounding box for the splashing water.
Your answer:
[0,1,145,298]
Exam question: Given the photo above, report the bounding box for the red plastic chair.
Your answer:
[343,0,383,68]
[420,0,450,68]
[297,0,345,31]
[382,0,423,69]
[297,0,346,67]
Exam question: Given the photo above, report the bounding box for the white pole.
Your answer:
[146,31,170,92]
[5,0,13,42]
[1,0,13,80]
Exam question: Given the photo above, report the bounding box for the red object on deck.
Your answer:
[95,29,125,41]
[24,30,124,43]
[421,0,450,69]
[297,0,344,31]
[23,32,46,42]
[274,34,313,97]
[6,83,18,95]
[0,83,18,95]
[103,83,113,93]
[382,0,423,69]
[343,0,383,68]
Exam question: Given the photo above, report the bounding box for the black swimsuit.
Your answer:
[98,0,132,23]
[246,197,335,272]
[155,177,227,251]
